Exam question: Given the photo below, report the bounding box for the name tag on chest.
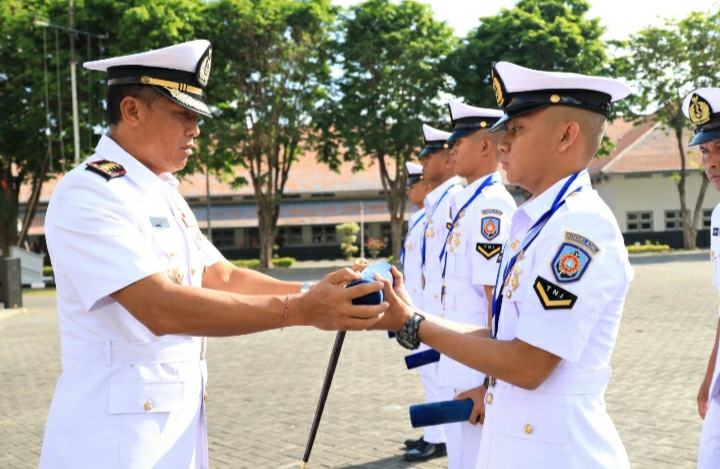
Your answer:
[150,217,171,229]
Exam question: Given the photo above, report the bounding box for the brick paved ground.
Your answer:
[0,254,714,468]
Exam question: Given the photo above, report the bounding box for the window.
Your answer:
[240,228,259,248]
[627,211,653,232]
[665,210,681,231]
[704,209,713,229]
[212,228,235,249]
[312,225,337,244]
[278,227,303,246]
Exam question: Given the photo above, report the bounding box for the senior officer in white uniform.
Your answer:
[687,88,720,469]
[437,100,516,469]
[39,40,387,469]
[400,161,442,451]
[374,62,633,469]
[403,124,462,462]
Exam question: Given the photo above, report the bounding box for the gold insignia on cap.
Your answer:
[167,88,211,116]
[443,143,449,149]
[481,121,487,128]
[197,47,212,87]
[492,73,504,107]
[140,76,203,95]
[550,94,561,103]
[690,94,712,126]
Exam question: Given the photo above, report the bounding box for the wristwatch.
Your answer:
[395,311,426,350]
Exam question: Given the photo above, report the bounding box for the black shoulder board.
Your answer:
[476,243,502,259]
[86,160,126,181]
[533,276,578,310]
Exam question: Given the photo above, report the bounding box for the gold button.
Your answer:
[524,424,533,434]
[550,94,561,103]
[204,392,208,402]
[144,401,153,411]
[486,393,493,405]
[505,291,512,299]
[449,247,454,253]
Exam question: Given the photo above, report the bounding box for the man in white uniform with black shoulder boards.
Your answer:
[39,40,387,469]
[436,100,516,469]
[686,88,720,469]
[375,62,634,469]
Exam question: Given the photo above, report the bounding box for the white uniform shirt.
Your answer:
[422,177,463,315]
[40,135,223,469]
[437,172,516,391]
[478,170,632,469]
[403,208,427,310]
[708,205,720,398]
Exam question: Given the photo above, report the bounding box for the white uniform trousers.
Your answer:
[417,342,446,444]
[439,386,483,469]
[699,392,720,468]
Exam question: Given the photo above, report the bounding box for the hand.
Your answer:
[367,269,414,331]
[456,385,487,425]
[698,378,712,420]
[298,268,388,331]
[388,265,415,308]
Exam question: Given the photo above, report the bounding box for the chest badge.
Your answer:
[552,243,591,283]
[481,216,500,240]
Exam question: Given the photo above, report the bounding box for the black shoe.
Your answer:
[403,442,447,462]
[404,436,425,449]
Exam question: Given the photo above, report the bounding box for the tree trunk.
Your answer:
[674,127,695,249]
[17,149,50,247]
[0,159,20,258]
[691,175,711,248]
[257,202,275,269]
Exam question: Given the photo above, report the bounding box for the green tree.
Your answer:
[446,0,607,108]
[200,0,337,268]
[613,11,720,249]
[322,0,457,260]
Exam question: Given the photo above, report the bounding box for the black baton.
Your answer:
[301,330,346,468]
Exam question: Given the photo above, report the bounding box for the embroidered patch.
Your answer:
[534,276,578,310]
[564,231,600,255]
[714,227,719,237]
[150,217,171,229]
[476,243,502,259]
[552,243,591,283]
[481,216,500,240]
[482,209,503,216]
[85,160,126,181]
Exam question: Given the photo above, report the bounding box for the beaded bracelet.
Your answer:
[281,294,290,331]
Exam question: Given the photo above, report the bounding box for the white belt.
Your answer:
[61,337,207,366]
[491,366,611,395]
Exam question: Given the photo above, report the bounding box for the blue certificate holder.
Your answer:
[404,348,440,369]
[409,399,473,428]
[347,262,392,305]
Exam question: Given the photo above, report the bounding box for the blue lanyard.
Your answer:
[491,172,582,339]
[400,214,426,267]
[438,173,496,268]
[421,184,457,269]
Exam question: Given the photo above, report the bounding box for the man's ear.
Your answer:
[119,96,144,128]
[557,121,581,153]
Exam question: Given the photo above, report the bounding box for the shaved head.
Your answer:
[550,107,607,160]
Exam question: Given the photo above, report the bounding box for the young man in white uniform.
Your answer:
[437,100,516,468]
[376,62,634,469]
[400,161,441,451]
[404,124,462,461]
[687,88,720,469]
[39,40,386,469]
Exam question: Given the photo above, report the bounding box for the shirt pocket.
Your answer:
[108,381,187,414]
[495,394,569,445]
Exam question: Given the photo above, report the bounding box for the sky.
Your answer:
[332,0,720,40]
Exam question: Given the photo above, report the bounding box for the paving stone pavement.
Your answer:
[0,255,714,468]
